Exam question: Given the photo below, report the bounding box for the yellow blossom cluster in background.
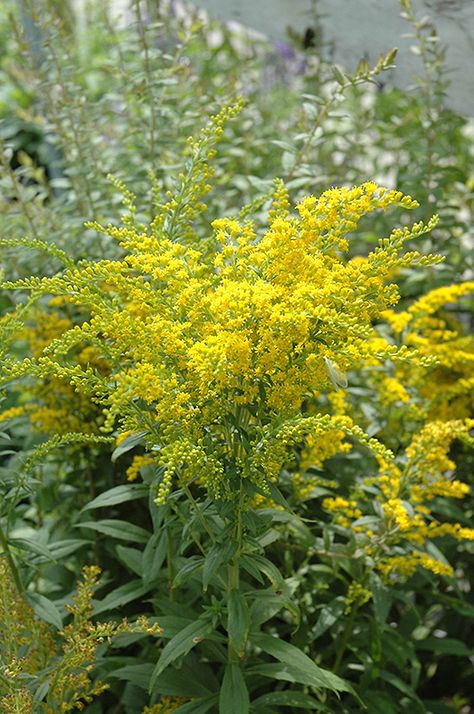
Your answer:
[381,281,474,420]
[126,454,155,481]
[1,302,107,437]
[323,419,474,582]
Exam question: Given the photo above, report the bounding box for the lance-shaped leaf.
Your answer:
[219,664,249,714]
[150,618,214,691]
[227,590,250,656]
[252,633,354,694]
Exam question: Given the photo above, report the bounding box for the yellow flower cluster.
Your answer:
[322,497,362,528]
[1,304,107,437]
[378,376,411,406]
[0,556,56,697]
[0,405,26,423]
[378,551,454,579]
[2,180,442,503]
[294,425,351,499]
[344,581,372,614]
[382,281,474,420]
[323,419,474,580]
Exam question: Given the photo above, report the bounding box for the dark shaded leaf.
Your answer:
[82,483,148,511]
[150,618,214,689]
[26,592,62,630]
[252,691,327,709]
[219,664,249,714]
[111,431,148,462]
[77,519,150,543]
[228,590,250,656]
[143,530,168,584]
[94,579,151,615]
[202,540,237,591]
[252,634,353,694]
[116,545,143,577]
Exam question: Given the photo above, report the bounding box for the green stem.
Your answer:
[227,480,245,664]
[228,557,239,592]
[333,605,358,674]
[227,556,240,665]
[0,521,23,593]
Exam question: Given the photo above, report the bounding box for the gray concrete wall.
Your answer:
[189,0,474,115]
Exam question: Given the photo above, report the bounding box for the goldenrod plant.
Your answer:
[1,0,474,711]
[1,99,473,712]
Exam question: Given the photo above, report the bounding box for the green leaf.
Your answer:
[157,616,196,638]
[77,519,150,543]
[437,593,474,617]
[143,530,168,584]
[379,670,422,703]
[26,592,63,630]
[48,539,91,559]
[384,47,398,66]
[312,598,344,639]
[202,540,237,591]
[264,506,313,544]
[244,553,284,588]
[333,66,346,85]
[228,591,250,656]
[270,140,297,153]
[247,662,314,684]
[111,431,148,462]
[10,537,56,561]
[33,678,50,704]
[252,691,326,709]
[108,664,154,690]
[249,591,287,627]
[82,483,148,511]
[150,658,216,697]
[219,664,249,714]
[251,634,353,694]
[150,618,214,689]
[93,579,152,615]
[240,555,265,584]
[173,556,204,587]
[370,574,392,624]
[116,545,143,576]
[266,482,294,512]
[415,637,472,656]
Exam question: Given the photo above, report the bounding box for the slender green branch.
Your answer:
[2,150,40,239]
[0,521,23,593]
